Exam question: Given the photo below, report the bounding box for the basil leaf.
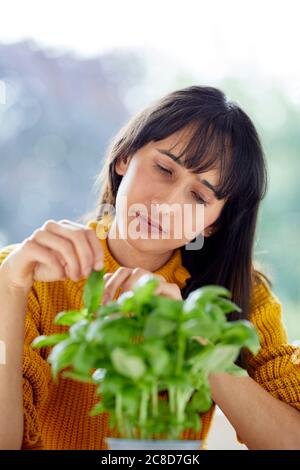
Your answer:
[31,333,69,348]
[54,309,88,326]
[83,270,105,313]
[110,347,146,380]
[144,314,176,338]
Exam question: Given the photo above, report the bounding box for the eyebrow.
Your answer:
[156,148,221,199]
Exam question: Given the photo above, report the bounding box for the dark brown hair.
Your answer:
[79,85,269,367]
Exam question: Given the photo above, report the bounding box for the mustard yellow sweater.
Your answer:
[0,219,299,450]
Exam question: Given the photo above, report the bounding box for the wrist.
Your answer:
[0,265,31,298]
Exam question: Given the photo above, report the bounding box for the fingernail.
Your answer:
[95,260,104,270]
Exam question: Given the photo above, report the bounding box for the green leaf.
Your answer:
[220,320,260,354]
[153,296,183,320]
[31,333,69,349]
[197,285,232,298]
[144,314,176,338]
[54,309,88,326]
[187,344,240,374]
[96,302,122,317]
[83,270,105,313]
[92,368,106,383]
[188,371,208,389]
[190,389,212,413]
[110,347,146,380]
[225,363,249,377]
[183,285,231,315]
[215,298,242,315]
[121,387,140,416]
[117,291,137,313]
[188,412,202,433]
[69,319,89,341]
[85,318,106,343]
[89,401,107,417]
[132,275,160,303]
[62,370,94,383]
[73,343,98,374]
[181,316,221,340]
[86,316,136,346]
[142,342,171,376]
[100,373,125,394]
[204,303,227,326]
[48,340,79,379]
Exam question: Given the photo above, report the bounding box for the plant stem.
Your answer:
[151,382,158,417]
[168,385,175,414]
[139,389,149,439]
[175,318,186,375]
[176,387,184,423]
[116,393,124,436]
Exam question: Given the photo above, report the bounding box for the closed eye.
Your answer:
[154,164,208,206]
[155,163,172,175]
[191,191,208,206]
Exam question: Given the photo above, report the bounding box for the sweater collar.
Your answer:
[87,219,192,289]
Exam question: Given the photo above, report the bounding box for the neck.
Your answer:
[106,218,175,272]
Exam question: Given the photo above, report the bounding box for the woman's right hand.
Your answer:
[0,219,104,291]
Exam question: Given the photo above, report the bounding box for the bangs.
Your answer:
[164,118,236,201]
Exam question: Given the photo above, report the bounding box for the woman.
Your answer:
[0,85,299,450]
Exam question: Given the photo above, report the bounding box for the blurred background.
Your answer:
[0,0,299,448]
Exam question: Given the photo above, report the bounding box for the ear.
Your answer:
[115,156,130,176]
[203,225,215,237]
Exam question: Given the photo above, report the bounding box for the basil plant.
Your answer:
[32,269,260,440]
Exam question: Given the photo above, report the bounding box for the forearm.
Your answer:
[208,372,300,450]
[0,267,29,449]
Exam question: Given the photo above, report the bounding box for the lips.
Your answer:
[136,211,163,233]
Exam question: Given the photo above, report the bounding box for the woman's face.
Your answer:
[114,130,226,252]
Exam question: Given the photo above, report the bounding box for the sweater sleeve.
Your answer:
[0,244,52,449]
[236,274,300,445]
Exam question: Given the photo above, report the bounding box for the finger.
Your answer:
[102,267,132,304]
[44,220,94,278]
[103,272,113,280]
[30,229,81,282]
[85,228,104,270]
[57,219,104,272]
[121,269,163,292]
[51,250,69,277]
[24,239,67,280]
[154,282,182,300]
[59,219,104,270]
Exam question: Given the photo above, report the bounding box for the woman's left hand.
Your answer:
[101,267,182,304]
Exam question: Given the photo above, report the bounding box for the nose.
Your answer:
[150,188,184,232]
[151,184,183,208]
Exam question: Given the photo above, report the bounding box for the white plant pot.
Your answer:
[106,437,202,450]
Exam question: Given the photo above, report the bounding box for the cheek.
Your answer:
[180,205,205,238]
[127,167,164,216]
[116,165,145,201]
[201,204,223,230]
[134,166,156,196]
[181,204,222,241]
[115,164,156,222]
